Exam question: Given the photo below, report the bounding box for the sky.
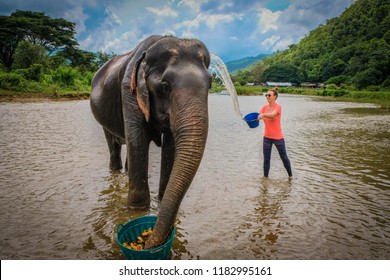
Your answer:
[0,0,354,62]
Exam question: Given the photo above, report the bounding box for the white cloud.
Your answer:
[162,29,177,36]
[105,8,122,26]
[1,0,354,61]
[101,31,138,53]
[272,37,294,52]
[62,6,88,34]
[216,1,234,11]
[146,4,178,17]
[79,7,128,54]
[258,8,281,33]
[261,35,280,49]
[177,13,238,30]
[180,30,196,39]
[177,0,206,13]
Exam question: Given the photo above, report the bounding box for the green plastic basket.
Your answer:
[116,215,175,260]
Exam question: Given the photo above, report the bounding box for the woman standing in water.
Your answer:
[258,87,293,179]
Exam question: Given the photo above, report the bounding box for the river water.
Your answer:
[0,94,389,259]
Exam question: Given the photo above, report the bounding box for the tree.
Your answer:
[0,15,25,69]
[10,10,78,53]
[251,63,268,83]
[12,41,49,69]
[95,51,116,68]
[244,0,390,88]
[262,62,302,83]
[0,10,78,69]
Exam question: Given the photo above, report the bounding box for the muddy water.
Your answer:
[0,95,389,259]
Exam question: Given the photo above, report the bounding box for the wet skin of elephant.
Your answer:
[90,35,212,249]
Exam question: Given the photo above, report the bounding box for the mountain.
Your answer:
[248,0,390,89]
[226,54,269,73]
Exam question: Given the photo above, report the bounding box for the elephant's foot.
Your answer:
[128,202,149,210]
[109,158,122,171]
[128,190,150,209]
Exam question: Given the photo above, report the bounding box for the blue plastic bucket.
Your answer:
[116,215,175,260]
[243,112,259,128]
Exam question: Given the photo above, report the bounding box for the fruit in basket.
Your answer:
[122,228,153,250]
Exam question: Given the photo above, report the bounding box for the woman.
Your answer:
[258,87,293,179]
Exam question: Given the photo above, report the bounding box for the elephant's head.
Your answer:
[130,37,212,248]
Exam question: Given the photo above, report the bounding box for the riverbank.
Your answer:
[2,87,390,110]
[234,86,390,109]
[0,89,90,102]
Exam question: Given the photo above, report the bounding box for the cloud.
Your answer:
[177,0,207,13]
[0,0,354,61]
[104,7,122,26]
[176,12,239,31]
[272,37,294,52]
[261,35,280,49]
[100,31,139,53]
[63,6,88,34]
[257,8,282,33]
[282,0,350,29]
[79,6,125,53]
[146,4,178,18]
[200,0,264,14]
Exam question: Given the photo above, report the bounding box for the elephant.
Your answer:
[90,35,212,249]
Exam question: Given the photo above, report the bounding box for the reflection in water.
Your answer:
[233,178,292,259]
[0,97,389,259]
[254,179,292,246]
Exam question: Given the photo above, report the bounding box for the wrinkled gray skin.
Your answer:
[90,35,211,249]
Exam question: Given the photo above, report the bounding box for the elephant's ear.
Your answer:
[130,52,150,122]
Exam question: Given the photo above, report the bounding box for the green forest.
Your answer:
[0,10,115,98]
[0,0,390,107]
[233,0,390,91]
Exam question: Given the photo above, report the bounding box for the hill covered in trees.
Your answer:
[233,0,390,90]
[225,54,269,73]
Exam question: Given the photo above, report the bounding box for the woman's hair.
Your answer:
[269,87,279,98]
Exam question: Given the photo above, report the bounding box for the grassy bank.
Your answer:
[234,86,390,109]
[0,65,93,101]
[0,89,90,101]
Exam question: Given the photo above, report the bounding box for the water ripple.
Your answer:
[0,97,389,259]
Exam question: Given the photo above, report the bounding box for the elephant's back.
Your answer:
[90,54,133,138]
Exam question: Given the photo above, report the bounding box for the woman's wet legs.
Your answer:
[274,138,293,177]
[263,137,273,177]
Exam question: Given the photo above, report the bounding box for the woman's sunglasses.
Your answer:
[265,94,272,97]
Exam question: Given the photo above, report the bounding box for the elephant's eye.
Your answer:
[161,82,171,95]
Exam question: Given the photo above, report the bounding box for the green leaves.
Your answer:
[239,0,390,90]
[0,10,77,69]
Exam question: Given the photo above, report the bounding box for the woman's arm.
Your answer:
[259,108,279,119]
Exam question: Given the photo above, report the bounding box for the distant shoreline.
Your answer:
[1,88,389,110]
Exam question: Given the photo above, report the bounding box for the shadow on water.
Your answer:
[81,171,191,259]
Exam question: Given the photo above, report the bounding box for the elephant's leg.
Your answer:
[127,135,151,209]
[103,128,123,170]
[158,130,175,200]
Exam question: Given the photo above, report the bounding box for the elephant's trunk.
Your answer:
[145,89,208,249]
